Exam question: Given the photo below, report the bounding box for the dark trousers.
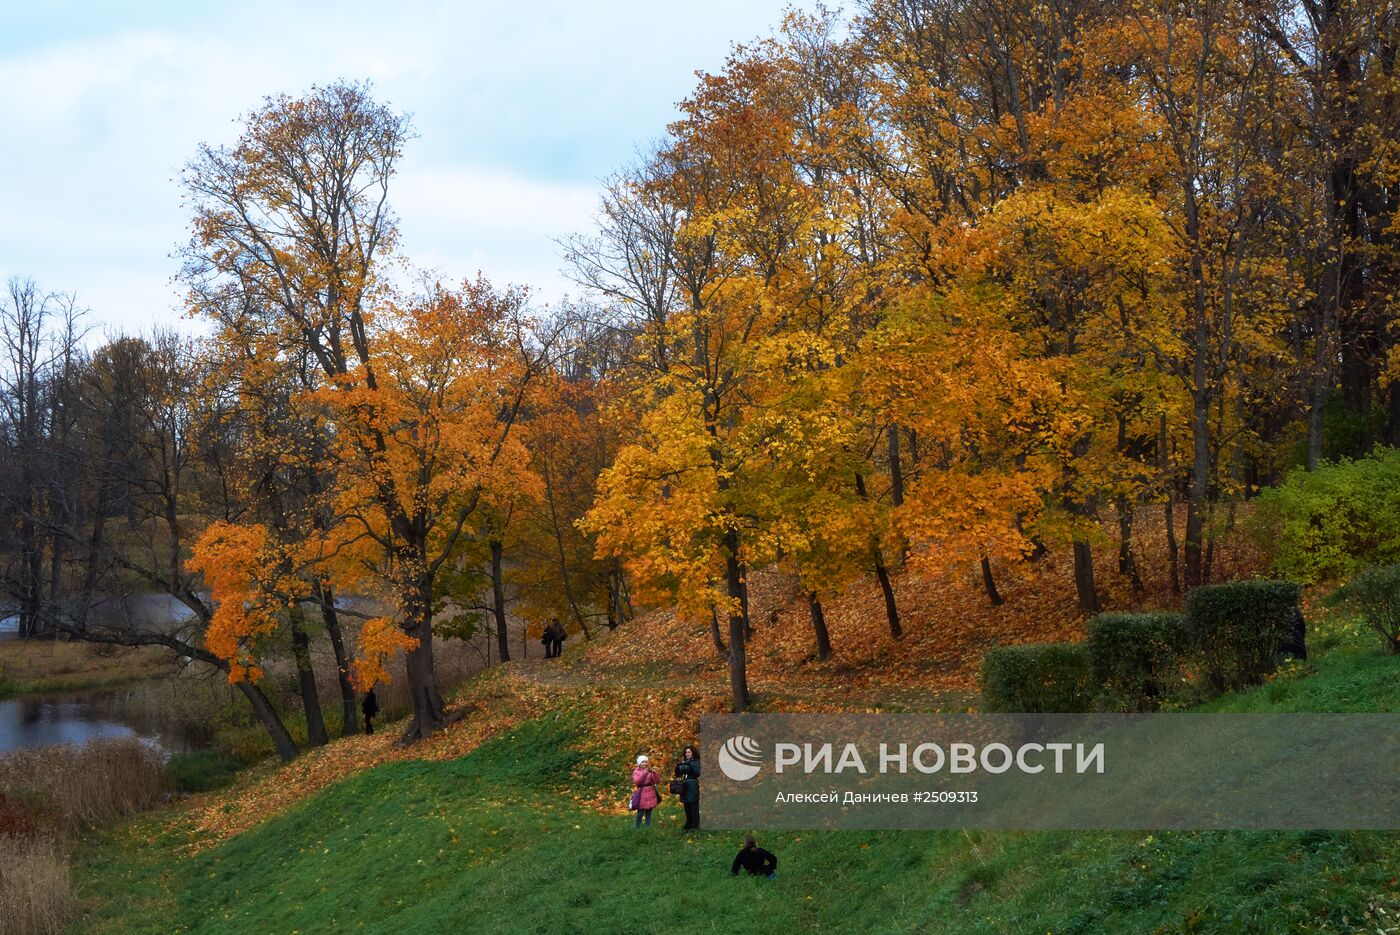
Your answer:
[364,714,374,735]
[683,799,700,830]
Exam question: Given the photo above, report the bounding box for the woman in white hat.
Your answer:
[630,754,661,828]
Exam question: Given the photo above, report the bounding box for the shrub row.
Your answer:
[981,643,1094,713]
[1087,612,1189,711]
[980,580,1302,713]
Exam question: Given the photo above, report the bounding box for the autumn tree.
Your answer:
[182,84,541,741]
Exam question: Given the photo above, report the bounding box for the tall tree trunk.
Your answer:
[873,557,901,639]
[709,607,728,657]
[807,592,832,661]
[400,576,448,743]
[1116,495,1144,594]
[854,473,901,638]
[740,566,754,640]
[235,680,300,763]
[490,538,511,663]
[888,425,908,564]
[1160,414,1181,594]
[46,531,64,635]
[980,555,1004,606]
[1185,384,1210,588]
[610,558,631,625]
[76,507,106,632]
[1390,383,1400,448]
[288,605,328,747]
[1072,539,1100,614]
[724,531,749,712]
[1184,177,1212,589]
[18,511,40,639]
[1307,354,1328,470]
[316,584,358,737]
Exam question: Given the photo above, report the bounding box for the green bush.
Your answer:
[1086,613,1189,710]
[980,643,1093,713]
[1324,565,1400,656]
[1186,581,1301,692]
[1250,449,1400,584]
[165,750,244,793]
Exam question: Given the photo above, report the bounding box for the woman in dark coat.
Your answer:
[674,744,701,830]
[361,687,379,735]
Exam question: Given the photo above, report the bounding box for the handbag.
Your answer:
[628,788,640,811]
[668,779,686,796]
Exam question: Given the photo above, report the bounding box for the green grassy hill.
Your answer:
[71,617,1400,934]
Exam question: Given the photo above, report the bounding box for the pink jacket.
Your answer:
[632,767,660,810]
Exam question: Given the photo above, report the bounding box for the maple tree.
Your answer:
[182,85,542,741]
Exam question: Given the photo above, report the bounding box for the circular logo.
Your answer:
[718,735,763,781]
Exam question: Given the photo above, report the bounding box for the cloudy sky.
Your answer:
[0,1,800,333]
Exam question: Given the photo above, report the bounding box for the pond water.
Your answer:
[0,676,223,756]
[0,594,219,756]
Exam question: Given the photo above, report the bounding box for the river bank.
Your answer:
[0,640,171,698]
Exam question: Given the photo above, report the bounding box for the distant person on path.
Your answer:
[550,619,567,658]
[361,687,379,736]
[673,744,701,831]
[731,834,778,878]
[630,755,661,828]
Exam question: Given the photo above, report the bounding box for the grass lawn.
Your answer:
[70,622,1400,934]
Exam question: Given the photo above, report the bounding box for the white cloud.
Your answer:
[0,1,798,332]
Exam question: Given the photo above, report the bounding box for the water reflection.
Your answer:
[0,677,225,756]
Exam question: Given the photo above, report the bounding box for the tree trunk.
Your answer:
[234,680,299,763]
[854,472,901,638]
[609,558,630,627]
[873,557,901,639]
[1160,414,1180,594]
[288,605,328,747]
[490,539,511,663]
[740,566,754,641]
[316,584,358,737]
[18,512,40,639]
[399,579,448,743]
[709,607,728,656]
[980,555,1004,606]
[46,531,64,635]
[1072,539,1100,614]
[724,531,749,713]
[1116,496,1143,594]
[808,592,832,661]
[1184,387,1209,589]
[888,424,908,564]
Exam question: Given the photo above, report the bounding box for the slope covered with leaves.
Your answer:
[73,613,1399,934]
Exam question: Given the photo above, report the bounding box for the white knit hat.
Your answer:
[636,755,649,766]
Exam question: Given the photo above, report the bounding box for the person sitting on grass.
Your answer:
[730,834,777,879]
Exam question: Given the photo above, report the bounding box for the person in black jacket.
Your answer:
[361,687,379,735]
[674,744,701,830]
[731,835,777,878]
